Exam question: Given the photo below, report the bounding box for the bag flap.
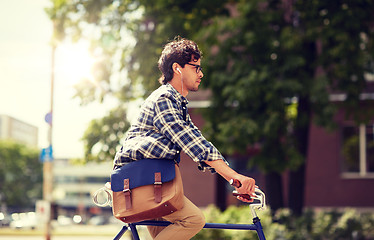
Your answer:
[111,159,175,192]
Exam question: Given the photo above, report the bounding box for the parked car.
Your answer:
[56,215,73,226]
[0,212,11,227]
[10,212,37,229]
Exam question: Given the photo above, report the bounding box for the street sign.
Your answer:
[40,145,53,162]
[45,112,52,125]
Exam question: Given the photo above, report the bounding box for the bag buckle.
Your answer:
[154,172,162,203]
[123,178,132,209]
[123,178,131,193]
[123,188,131,193]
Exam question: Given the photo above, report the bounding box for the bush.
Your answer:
[192,205,374,240]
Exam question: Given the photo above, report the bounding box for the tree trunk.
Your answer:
[288,163,306,215]
[265,171,284,213]
[288,95,311,215]
[216,174,227,211]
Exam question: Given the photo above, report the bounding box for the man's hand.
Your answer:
[233,175,256,202]
[204,159,256,202]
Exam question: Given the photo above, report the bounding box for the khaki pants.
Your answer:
[147,196,205,240]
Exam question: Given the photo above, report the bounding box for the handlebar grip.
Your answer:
[232,191,252,201]
[230,179,252,200]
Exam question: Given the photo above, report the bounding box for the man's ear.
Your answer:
[172,63,181,74]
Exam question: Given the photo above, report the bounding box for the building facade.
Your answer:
[52,158,112,219]
[305,100,374,208]
[0,114,38,147]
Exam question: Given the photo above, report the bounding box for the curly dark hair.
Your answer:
[158,37,202,84]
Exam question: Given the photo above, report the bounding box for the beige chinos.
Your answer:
[147,196,205,240]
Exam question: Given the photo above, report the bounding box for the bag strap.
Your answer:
[122,172,165,208]
[154,172,162,203]
[123,179,132,209]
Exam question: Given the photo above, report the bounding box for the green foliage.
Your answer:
[45,0,229,162]
[82,106,130,162]
[46,0,229,104]
[296,0,374,121]
[276,208,374,240]
[193,205,374,240]
[0,140,42,207]
[194,0,374,178]
[341,135,360,172]
[46,0,374,165]
[196,0,311,172]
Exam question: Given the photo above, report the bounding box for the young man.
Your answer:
[113,37,256,239]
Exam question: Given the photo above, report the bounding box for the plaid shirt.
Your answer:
[113,83,227,172]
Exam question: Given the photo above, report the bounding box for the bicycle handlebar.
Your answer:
[230,179,266,213]
[229,179,242,188]
[229,179,252,200]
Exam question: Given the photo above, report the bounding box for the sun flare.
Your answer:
[56,41,95,86]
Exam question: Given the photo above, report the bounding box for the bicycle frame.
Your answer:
[113,215,266,240]
[111,188,267,240]
[93,182,267,240]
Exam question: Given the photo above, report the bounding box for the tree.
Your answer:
[46,0,374,215]
[195,0,306,212]
[0,140,43,208]
[82,106,131,162]
[45,0,228,162]
[197,0,374,214]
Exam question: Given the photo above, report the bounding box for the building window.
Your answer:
[342,123,374,178]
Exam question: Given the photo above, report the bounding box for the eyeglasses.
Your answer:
[186,63,203,74]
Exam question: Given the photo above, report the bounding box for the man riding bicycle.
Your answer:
[113,37,256,240]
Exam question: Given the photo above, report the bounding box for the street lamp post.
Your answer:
[42,24,56,240]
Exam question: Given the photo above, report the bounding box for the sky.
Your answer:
[0,0,117,159]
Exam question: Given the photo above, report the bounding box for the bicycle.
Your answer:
[93,180,267,240]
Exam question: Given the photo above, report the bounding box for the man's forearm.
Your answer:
[205,159,256,203]
[205,159,240,182]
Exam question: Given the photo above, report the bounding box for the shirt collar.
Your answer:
[165,83,189,105]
